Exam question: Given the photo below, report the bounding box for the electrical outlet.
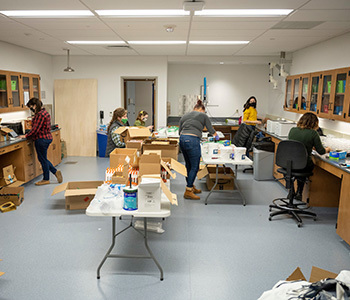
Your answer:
[109,111,113,117]
[235,109,239,114]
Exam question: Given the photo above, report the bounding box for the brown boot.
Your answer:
[55,170,63,183]
[184,187,200,200]
[35,180,50,186]
[193,185,202,194]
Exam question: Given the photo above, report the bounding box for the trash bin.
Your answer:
[97,130,108,157]
[253,147,274,181]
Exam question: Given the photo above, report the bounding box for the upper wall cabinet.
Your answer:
[284,67,350,123]
[0,70,40,113]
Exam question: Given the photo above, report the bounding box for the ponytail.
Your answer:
[194,100,205,111]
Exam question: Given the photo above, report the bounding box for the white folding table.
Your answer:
[202,157,253,205]
[86,195,171,280]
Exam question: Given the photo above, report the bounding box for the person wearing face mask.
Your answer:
[105,107,127,156]
[243,96,262,128]
[18,97,63,186]
[134,110,153,130]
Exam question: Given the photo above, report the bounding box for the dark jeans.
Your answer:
[35,138,57,181]
[296,163,314,195]
[179,135,201,188]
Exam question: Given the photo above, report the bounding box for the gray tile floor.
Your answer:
[0,156,349,300]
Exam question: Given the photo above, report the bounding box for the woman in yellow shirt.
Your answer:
[243,96,261,127]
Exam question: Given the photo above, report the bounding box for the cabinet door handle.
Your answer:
[29,173,34,177]
[55,132,59,136]
[14,145,20,149]
[0,149,5,154]
[28,163,34,167]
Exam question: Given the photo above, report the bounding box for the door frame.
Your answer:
[121,77,157,129]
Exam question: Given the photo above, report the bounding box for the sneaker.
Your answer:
[55,170,63,183]
[184,187,200,200]
[35,180,50,186]
[193,185,202,194]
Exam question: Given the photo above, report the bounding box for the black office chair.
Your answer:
[269,140,317,227]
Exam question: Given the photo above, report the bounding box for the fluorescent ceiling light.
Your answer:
[195,9,293,17]
[0,10,94,17]
[67,41,126,45]
[128,41,186,45]
[189,41,249,45]
[96,10,189,17]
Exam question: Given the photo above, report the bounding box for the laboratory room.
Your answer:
[1,1,350,299]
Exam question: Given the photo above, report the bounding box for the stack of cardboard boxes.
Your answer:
[0,165,25,210]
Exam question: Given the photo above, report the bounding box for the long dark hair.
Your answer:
[107,107,126,132]
[243,96,257,112]
[194,100,205,111]
[297,112,319,130]
[136,110,148,122]
[26,97,42,114]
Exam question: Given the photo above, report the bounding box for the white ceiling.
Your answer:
[0,0,349,62]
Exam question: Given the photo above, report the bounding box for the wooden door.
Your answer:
[54,79,97,157]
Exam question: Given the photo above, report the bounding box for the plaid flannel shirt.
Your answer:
[26,108,53,141]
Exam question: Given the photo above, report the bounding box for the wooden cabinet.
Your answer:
[284,67,350,123]
[0,130,62,185]
[0,69,40,113]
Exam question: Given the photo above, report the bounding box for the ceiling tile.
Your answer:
[287,10,350,22]
[0,0,87,9]
[301,0,350,9]
[191,21,279,30]
[187,45,245,56]
[130,45,186,55]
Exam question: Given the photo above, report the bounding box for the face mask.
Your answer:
[143,118,148,122]
[121,118,128,125]
[30,107,35,113]
[250,103,256,108]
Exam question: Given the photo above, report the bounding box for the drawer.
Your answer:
[23,140,34,155]
[25,164,36,181]
[0,143,23,155]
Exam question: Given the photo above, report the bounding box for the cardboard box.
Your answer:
[0,165,24,187]
[0,186,24,206]
[110,148,138,168]
[161,157,208,180]
[286,266,338,283]
[51,181,104,210]
[111,163,129,185]
[142,139,179,160]
[139,153,161,177]
[0,127,12,142]
[114,126,150,144]
[138,174,178,212]
[206,166,235,190]
[126,140,143,151]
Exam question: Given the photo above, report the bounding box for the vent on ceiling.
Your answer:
[105,45,131,50]
[272,21,324,30]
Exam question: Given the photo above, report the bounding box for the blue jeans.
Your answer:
[35,138,57,181]
[180,135,201,188]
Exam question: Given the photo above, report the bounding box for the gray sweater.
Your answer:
[179,111,215,138]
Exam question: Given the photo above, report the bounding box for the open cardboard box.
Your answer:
[52,181,104,210]
[111,162,129,185]
[286,266,338,283]
[0,165,24,187]
[126,140,143,151]
[114,126,151,144]
[0,127,12,142]
[142,139,179,160]
[206,166,235,191]
[110,148,138,168]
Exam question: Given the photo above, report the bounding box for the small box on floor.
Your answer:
[206,166,235,190]
[0,186,24,206]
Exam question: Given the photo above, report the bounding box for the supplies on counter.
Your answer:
[105,165,139,186]
[201,142,246,161]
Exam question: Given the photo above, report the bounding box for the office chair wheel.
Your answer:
[297,222,302,228]
[268,217,272,221]
[313,217,317,221]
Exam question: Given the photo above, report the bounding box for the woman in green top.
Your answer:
[134,110,153,130]
[288,112,331,200]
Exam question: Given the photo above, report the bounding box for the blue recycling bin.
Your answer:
[97,130,108,157]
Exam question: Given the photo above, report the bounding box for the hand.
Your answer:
[325,147,331,153]
[147,125,153,130]
[19,135,26,139]
[215,134,220,141]
[256,120,262,125]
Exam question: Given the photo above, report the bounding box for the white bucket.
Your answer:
[221,145,234,160]
[234,147,246,161]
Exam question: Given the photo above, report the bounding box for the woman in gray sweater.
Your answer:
[179,100,218,200]
[106,108,127,156]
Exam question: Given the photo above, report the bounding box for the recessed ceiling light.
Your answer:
[165,25,176,32]
[195,9,293,17]
[128,41,186,45]
[220,62,224,64]
[0,10,94,17]
[189,41,249,45]
[96,10,190,17]
[66,41,126,45]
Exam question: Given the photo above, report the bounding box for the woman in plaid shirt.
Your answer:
[20,98,63,186]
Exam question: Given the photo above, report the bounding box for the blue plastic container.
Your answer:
[97,131,108,157]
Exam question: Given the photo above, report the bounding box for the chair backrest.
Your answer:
[276,140,308,170]
[232,123,254,147]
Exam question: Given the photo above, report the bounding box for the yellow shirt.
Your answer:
[243,107,257,125]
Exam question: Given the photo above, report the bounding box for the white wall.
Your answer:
[167,64,270,118]
[52,56,168,128]
[0,41,53,123]
[267,32,350,135]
